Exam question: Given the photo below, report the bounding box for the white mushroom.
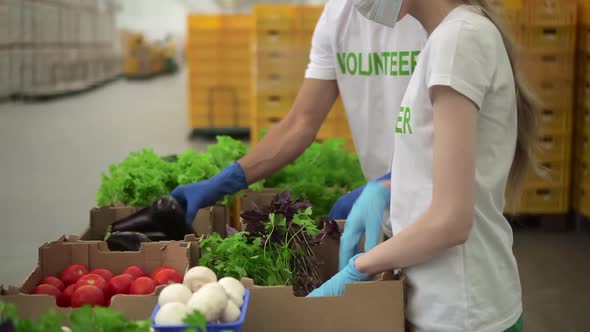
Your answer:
[218,277,246,307]
[183,266,217,292]
[187,283,228,322]
[154,302,191,325]
[221,301,241,323]
[158,283,193,306]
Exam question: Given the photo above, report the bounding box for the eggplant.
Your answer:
[106,231,151,251]
[0,320,15,332]
[110,196,194,241]
[143,232,169,241]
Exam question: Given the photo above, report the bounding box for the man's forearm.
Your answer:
[237,79,339,184]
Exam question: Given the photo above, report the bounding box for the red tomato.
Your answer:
[71,285,105,308]
[75,274,107,291]
[40,276,65,291]
[123,266,147,280]
[58,284,76,307]
[152,269,183,286]
[89,269,113,282]
[129,277,156,295]
[107,274,134,296]
[60,264,88,285]
[32,284,62,301]
[150,266,171,280]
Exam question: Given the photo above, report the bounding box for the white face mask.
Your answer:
[352,0,404,28]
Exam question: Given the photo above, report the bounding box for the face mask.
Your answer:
[352,0,403,28]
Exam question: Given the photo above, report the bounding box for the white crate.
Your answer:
[79,9,97,44]
[33,2,60,44]
[22,0,34,44]
[0,0,22,46]
[0,50,11,97]
[60,6,78,44]
[10,48,22,94]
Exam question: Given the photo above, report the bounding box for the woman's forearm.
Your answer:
[354,208,471,275]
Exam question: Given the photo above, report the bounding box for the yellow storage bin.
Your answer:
[582,1,590,25]
[123,56,139,75]
[522,51,575,81]
[491,0,524,27]
[257,50,308,74]
[257,94,295,118]
[535,129,572,161]
[254,5,298,31]
[187,15,224,31]
[186,32,222,47]
[255,29,297,51]
[577,25,590,52]
[523,26,577,51]
[297,5,324,31]
[538,107,572,133]
[256,72,303,95]
[526,158,571,187]
[508,185,570,214]
[573,159,590,188]
[525,0,578,26]
[572,183,590,217]
[575,132,590,163]
[529,78,574,109]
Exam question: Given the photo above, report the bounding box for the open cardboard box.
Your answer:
[0,237,196,321]
[82,204,230,240]
[235,216,405,332]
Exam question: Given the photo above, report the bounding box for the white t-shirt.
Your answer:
[305,0,427,181]
[390,6,522,332]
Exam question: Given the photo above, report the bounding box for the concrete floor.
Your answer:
[1,70,589,330]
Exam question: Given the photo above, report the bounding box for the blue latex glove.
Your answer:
[339,180,390,270]
[328,172,391,220]
[171,162,248,224]
[307,253,370,297]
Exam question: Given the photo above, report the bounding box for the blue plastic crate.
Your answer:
[151,289,251,332]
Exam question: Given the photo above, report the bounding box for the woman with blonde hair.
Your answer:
[309,1,536,331]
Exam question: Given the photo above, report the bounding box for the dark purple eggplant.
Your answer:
[110,196,193,241]
[106,231,151,251]
[143,232,169,241]
[0,320,15,332]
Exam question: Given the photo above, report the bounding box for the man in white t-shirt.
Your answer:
[170,0,426,242]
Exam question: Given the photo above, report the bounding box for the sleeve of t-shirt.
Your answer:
[305,1,337,80]
[425,21,498,109]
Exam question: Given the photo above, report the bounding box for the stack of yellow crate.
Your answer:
[186,15,251,134]
[573,1,590,217]
[250,5,353,147]
[505,0,577,214]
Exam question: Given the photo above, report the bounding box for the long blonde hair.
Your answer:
[464,0,540,193]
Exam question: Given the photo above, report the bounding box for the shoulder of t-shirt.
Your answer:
[432,9,503,50]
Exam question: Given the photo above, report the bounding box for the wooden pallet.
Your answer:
[506,213,575,231]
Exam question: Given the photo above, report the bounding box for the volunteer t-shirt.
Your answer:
[305,0,427,180]
[389,6,522,332]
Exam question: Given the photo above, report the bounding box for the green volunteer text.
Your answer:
[336,51,421,77]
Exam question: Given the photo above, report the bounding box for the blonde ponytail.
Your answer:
[464,0,540,194]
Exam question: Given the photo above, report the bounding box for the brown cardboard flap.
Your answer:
[243,279,404,332]
[239,188,281,212]
[110,295,158,320]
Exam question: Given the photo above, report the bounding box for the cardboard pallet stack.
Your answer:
[0,0,121,99]
[186,14,252,134]
[503,0,577,214]
[250,5,353,147]
[573,0,590,217]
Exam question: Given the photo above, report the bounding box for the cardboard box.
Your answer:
[82,204,231,241]
[0,238,194,321]
[241,222,406,332]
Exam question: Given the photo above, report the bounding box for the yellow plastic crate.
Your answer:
[491,0,524,27]
[522,51,575,81]
[529,78,574,109]
[256,50,308,74]
[254,5,298,31]
[255,29,297,51]
[535,129,572,161]
[256,72,303,95]
[523,26,577,51]
[256,94,295,118]
[525,158,571,187]
[572,183,590,217]
[538,107,572,133]
[574,132,590,163]
[123,56,139,75]
[573,159,590,188]
[525,0,578,26]
[577,25,590,52]
[582,1,590,25]
[297,5,324,32]
[507,185,570,214]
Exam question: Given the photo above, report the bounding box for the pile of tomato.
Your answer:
[31,264,183,307]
